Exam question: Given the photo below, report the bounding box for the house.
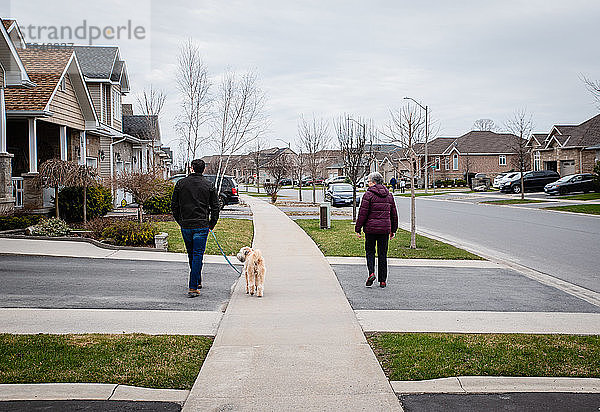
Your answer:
[122,103,172,179]
[5,37,98,210]
[528,114,600,176]
[364,143,403,183]
[0,19,33,211]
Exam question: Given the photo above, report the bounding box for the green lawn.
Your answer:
[545,204,600,215]
[0,334,212,389]
[482,199,548,205]
[558,193,600,200]
[295,219,481,260]
[156,218,253,255]
[367,333,600,381]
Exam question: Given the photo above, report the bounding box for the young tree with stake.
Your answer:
[506,109,533,200]
[297,114,330,203]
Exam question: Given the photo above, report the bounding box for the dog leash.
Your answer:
[210,229,243,275]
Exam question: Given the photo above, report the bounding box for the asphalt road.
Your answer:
[332,265,600,312]
[393,196,600,293]
[0,255,239,311]
[399,393,600,412]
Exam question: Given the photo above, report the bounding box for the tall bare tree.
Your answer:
[506,108,533,200]
[297,114,330,203]
[136,85,166,170]
[293,145,306,201]
[212,70,268,195]
[176,39,212,171]
[382,104,427,249]
[114,169,169,223]
[250,137,265,193]
[38,159,73,219]
[581,75,600,109]
[70,164,99,225]
[336,115,373,221]
[472,118,497,131]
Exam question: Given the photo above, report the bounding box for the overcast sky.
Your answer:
[4,0,600,161]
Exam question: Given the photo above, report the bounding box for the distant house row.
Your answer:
[202,114,600,186]
[0,18,172,213]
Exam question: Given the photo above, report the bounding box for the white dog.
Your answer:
[236,246,266,297]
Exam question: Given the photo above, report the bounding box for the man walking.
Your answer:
[390,176,397,193]
[171,159,220,297]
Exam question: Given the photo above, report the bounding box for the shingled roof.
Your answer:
[123,114,161,142]
[73,46,118,79]
[447,131,521,154]
[5,47,73,111]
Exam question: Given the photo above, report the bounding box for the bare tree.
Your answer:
[382,104,427,249]
[136,85,167,170]
[250,137,265,193]
[581,75,600,109]
[176,39,212,171]
[263,153,292,203]
[506,109,533,200]
[293,146,306,201]
[297,114,330,203]
[462,152,472,188]
[336,115,373,221]
[38,159,73,218]
[114,170,170,223]
[70,164,100,225]
[472,118,497,131]
[212,70,268,195]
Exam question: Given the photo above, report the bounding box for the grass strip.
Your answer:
[367,333,600,381]
[482,199,548,205]
[557,193,600,200]
[0,334,212,390]
[296,219,481,260]
[156,218,253,254]
[545,204,600,215]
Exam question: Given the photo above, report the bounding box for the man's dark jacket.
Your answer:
[171,173,220,229]
[355,184,398,234]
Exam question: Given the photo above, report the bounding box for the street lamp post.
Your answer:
[403,97,429,193]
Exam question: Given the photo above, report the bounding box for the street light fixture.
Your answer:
[403,96,429,193]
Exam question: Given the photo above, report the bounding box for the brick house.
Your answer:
[528,114,600,176]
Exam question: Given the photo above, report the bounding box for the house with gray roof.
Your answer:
[528,113,600,176]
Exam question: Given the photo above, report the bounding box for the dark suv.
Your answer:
[499,170,560,193]
[204,175,239,209]
[544,173,596,195]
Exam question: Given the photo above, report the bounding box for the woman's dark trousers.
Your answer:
[365,233,389,282]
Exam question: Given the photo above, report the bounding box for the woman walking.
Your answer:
[355,172,398,288]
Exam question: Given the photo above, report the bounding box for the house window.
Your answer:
[444,157,448,170]
[86,157,98,168]
[499,155,507,166]
[59,77,66,92]
[435,157,440,170]
[534,152,541,171]
[452,154,458,170]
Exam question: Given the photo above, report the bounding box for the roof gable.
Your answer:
[0,18,31,86]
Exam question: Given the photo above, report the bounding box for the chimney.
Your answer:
[122,104,133,116]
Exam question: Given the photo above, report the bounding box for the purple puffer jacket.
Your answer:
[355,184,398,234]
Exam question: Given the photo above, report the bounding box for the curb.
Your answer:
[0,383,189,403]
[391,377,600,394]
[0,233,164,252]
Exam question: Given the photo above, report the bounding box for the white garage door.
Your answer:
[560,160,575,176]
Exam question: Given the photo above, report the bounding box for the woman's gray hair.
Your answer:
[367,172,384,185]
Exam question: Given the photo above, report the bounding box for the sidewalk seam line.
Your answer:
[107,384,118,400]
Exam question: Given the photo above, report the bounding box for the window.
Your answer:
[59,77,66,92]
[435,157,440,170]
[534,152,541,171]
[452,154,458,170]
[86,157,98,168]
[499,155,507,166]
[444,157,448,170]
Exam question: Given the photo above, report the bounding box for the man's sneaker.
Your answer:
[188,289,199,298]
[366,273,376,287]
[380,281,386,288]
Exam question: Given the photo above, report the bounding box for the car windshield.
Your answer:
[505,172,520,179]
[332,184,353,192]
[555,174,577,183]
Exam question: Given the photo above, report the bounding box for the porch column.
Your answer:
[79,131,86,165]
[0,88,6,153]
[59,126,67,161]
[28,118,37,173]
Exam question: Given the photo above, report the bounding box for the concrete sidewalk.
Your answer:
[182,195,401,411]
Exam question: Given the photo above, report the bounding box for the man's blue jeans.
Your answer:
[181,228,209,290]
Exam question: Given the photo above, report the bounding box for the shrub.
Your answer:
[85,217,117,239]
[101,221,157,246]
[58,186,113,222]
[456,179,466,187]
[0,214,44,231]
[29,217,70,237]
[143,183,174,215]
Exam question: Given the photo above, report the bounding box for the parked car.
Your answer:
[203,175,239,209]
[492,173,508,188]
[324,183,361,207]
[493,171,520,189]
[302,177,324,186]
[357,176,369,188]
[499,170,560,193]
[544,173,596,195]
[168,173,187,184]
[325,176,349,186]
[279,178,293,186]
